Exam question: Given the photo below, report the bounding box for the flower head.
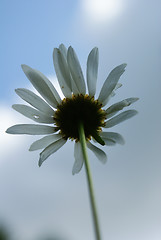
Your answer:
[6,44,138,174]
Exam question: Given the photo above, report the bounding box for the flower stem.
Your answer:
[78,122,101,240]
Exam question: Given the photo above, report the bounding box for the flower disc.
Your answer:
[54,94,106,140]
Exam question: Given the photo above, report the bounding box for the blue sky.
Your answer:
[1,1,161,240]
[1,0,78,101]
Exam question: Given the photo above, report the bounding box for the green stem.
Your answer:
[78,122,101,240]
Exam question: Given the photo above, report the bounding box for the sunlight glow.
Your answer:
[82,0,123,23]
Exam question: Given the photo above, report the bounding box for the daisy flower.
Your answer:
[6,44,138,174]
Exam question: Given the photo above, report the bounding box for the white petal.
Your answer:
[114,82,122,90]
[98,64,127,106]
[106,98,139,116]
[100,132,125,145]
[72,142,84,175]
[67,46,86,94]
[92,137,115,146]
[109,83,122,97]
[53,48,72,97]
[71,77,80,95]
[36,69,62,105]
[105,110,138,128]
[104,83,123,106]
[6,124,56,135]
[105,111,119,120]
[29,134,63,151]
[87,47,99,97]
[99,137,116,146]
[59,44,67,59]
[15,88,55,116]
[87,142,107,164]
[59,45,79,95]
[39,138,66,166]
[12,104,54,124]
[21,65,61,108]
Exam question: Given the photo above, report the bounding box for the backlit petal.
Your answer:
[59,44,67,59]
[29,134,63,151]
[15,88,55,116]
[98,64,127,106]
[21,64,61,108]
[6,124,56,135]
[105,110,138,128]
[67,46,86,94]
[106,98,139,116]
[100,132,125,145]
[87,142,107,164]
[87,47,99,97]
[72,142,84,175]
[12,104,54,124]
[53,48,72,97]
[39,138,66,166]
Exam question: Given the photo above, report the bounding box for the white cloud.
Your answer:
[0,104,27,161]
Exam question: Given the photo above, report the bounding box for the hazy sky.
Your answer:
[1,1,161,240]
